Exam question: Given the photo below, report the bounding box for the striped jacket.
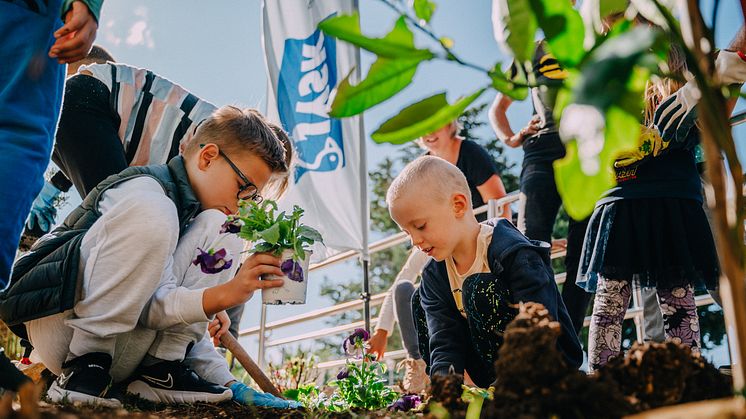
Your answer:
[80,63,217,166]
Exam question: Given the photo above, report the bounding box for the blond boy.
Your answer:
[387,156,582,387]
[0,107,298,409]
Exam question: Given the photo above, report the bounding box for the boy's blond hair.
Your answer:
[183,106,290,194]
[387,156,471,207]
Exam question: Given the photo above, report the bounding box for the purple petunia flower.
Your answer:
[281,259,304,282]
[343,328,370,355]
[220,217,242,234]
[192,247,233,274]
[389,394,422,411]
[336,368,349,380]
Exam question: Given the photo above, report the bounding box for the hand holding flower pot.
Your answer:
[223,200,323,305]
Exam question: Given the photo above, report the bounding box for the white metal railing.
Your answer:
[244,108,746,375]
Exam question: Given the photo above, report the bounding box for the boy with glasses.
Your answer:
[0,106,298,409]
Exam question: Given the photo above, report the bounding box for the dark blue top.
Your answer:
[598,130,703,205]
[418,219,583,378]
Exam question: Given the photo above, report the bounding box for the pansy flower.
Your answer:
[281,259,304,282]
[192,247,233,274]
[389,394,422,411]
[343,328,370,355]
[220,217,242,234]
[336,368,349,380]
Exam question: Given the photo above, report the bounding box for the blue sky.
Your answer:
[54,0,743,364]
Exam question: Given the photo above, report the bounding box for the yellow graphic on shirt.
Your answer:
[538,54,568,80]
[614,125,670,169]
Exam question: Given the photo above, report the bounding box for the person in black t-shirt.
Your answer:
[489,40,591,335]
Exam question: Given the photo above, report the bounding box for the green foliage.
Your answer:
[413,0,437,23]
[235,199,322,261]
[330,355,398,410]
[268,348,319,394]
[319,12,434,59]
[489,64,529,101]
[329,17,432,118]
[372,89,486,144]
[528,0,585,67]
[462,386,493,419]
[323,0,687,220]
[493,0,538,64]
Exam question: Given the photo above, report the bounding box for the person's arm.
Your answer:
[419,263,469,377]
[369,249,429,359]
[476,175,511,219]
[489,94,540,148]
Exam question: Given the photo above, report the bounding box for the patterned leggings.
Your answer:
[588,278,700,371]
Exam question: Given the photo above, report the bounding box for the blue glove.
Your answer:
[26,181,61,233]
[230,382,301,409]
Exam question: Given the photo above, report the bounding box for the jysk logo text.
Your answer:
[277,17,345,183]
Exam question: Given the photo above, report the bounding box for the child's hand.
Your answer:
[230,253,285,303]
[49,1,98,64]
[203,253,285,316]
[366,329,388,360]
[209,311,231,346]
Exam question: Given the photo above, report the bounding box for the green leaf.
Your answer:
[413,0,437,23]
[371,89,486,144]
[554,106,639,219]
[492,0,538,64]
[330,57,425,117]
[329,17,431,117]
[319,13,434,59]
[297,225,323,243]
[253,242,277,253]
[489,64,528,100]
[283,389,300,400]
[259,223,281,245]
[528,0,585,68]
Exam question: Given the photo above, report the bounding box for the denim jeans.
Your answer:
[518,161,591,334]
[0,0,64,288]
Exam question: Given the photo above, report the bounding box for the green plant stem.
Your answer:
[377,0,492,74]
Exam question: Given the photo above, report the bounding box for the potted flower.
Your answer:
[223,199,323,304]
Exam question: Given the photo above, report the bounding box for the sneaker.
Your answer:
[127,360,231,404]
[46,352,121,408]
[397,358,430,394]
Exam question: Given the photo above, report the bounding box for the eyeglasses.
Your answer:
[219,150,263,203]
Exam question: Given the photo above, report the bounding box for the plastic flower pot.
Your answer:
[262,249,311,305]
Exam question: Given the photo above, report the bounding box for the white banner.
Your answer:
[262,0,367,259]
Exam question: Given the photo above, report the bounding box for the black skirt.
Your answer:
[577,198,720,292]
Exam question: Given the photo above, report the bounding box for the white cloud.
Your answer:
[126,20,155,49]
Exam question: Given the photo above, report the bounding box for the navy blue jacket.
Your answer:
[419,218,583,378]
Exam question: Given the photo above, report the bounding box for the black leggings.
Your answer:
[52,74,127,198]
[520,160,591,334]
[412,275,517,388]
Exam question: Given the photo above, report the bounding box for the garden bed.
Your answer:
[7,302,733,418]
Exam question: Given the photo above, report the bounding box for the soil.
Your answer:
[596,341,732,412]
[425,372,467,418]
[483,302,633,419]
[7,397,423,418]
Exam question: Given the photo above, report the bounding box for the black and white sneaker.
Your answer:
[127,360,231,404]
[47,352,121,408]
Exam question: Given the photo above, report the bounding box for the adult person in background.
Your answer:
[367,120,512,393]
[0,0,101,407]
[489,39,591,337]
